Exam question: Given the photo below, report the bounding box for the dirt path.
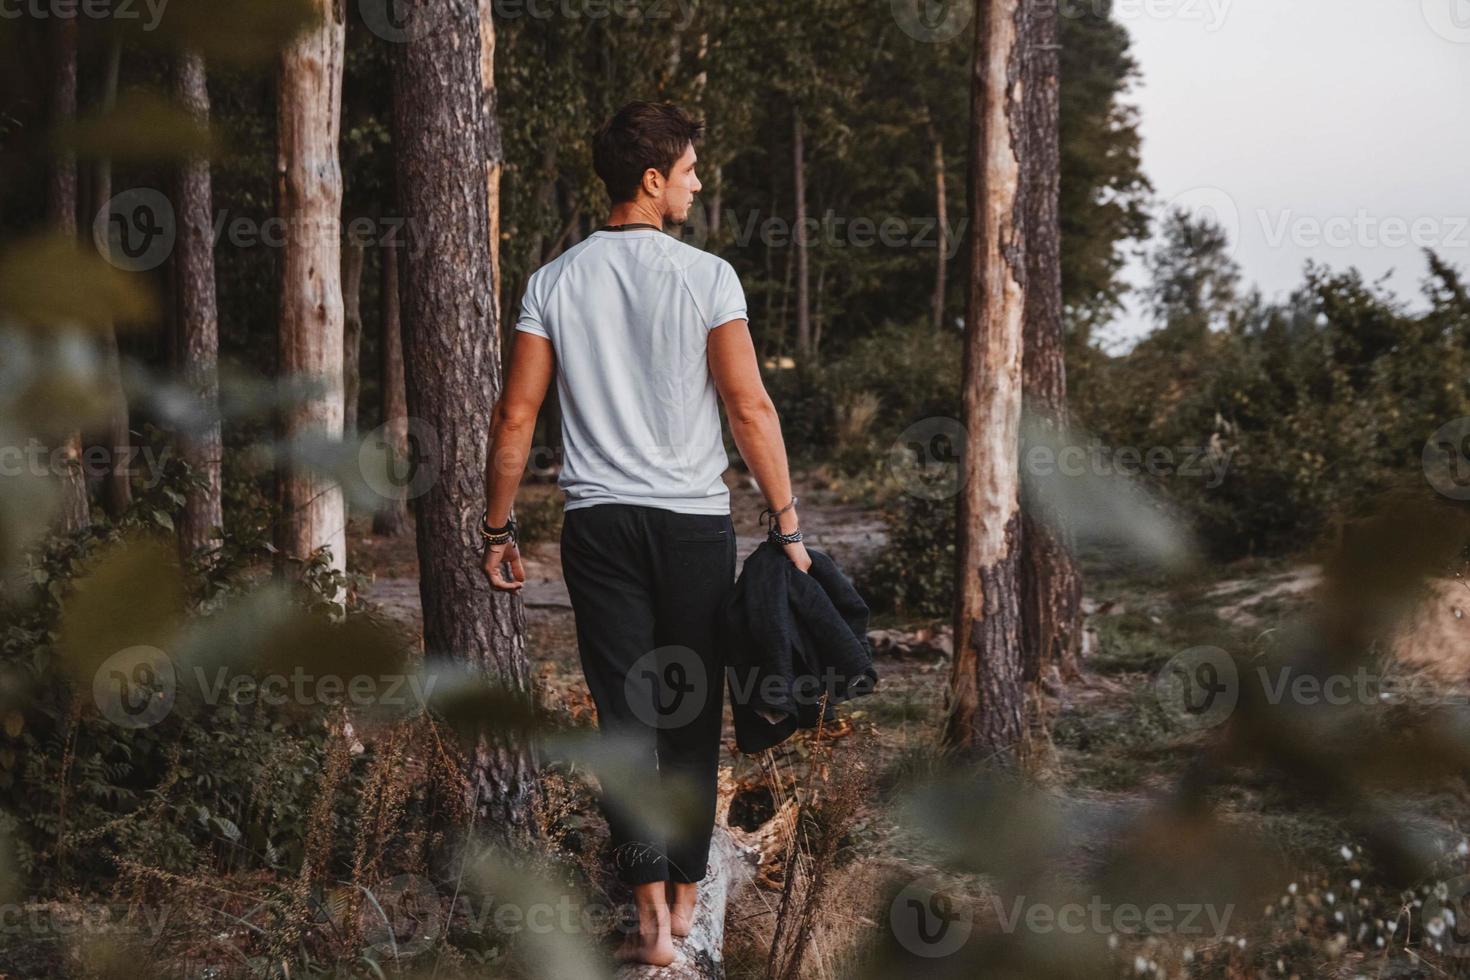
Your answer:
[354,469,890,631]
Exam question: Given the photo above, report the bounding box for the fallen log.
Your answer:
[615,771,760,979]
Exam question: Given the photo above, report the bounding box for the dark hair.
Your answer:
[592,101,705,204]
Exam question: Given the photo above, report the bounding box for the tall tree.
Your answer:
[49,16,89,534]
[391,0,536,830]
[479,0,502,329]
[1020,0,1083,686]
[174,50,224,561]
[792,111,810,362]
[945,0,1028,758]
[89,34,133,519]
[275,0,347,575]
[928,116,949,333]
[341,239,364,439]
[371,239,408,537]
[1057,5,1151,338]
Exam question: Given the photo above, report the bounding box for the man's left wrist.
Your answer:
[480,507,517,544]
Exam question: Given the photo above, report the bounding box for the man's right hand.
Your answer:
[783,539,812,574]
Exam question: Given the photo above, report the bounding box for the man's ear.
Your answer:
[642,166,664,197]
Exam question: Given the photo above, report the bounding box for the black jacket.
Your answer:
[718,539,878,753]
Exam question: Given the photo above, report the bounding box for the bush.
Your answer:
[855,493,955,620]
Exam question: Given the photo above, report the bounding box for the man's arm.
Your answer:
[482,331,555,590]
[708,318,811,572]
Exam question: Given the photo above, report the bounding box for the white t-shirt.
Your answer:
[514,228,748,515]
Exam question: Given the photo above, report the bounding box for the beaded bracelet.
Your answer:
[760,495,802,545]
[480,509,517,546]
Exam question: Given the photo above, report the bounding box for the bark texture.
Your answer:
[49,16,89,534]
[173,51,225,561]
[791,113,810,362]
[342,239,364,439]
[92,39,133,519]
[929,123,949,333]
[371,241,409,537]
[479,0,502,328]
[391,0,536,830]
[275,0,347,574]
[1019,0,1083,684]
[945,0,1029,758]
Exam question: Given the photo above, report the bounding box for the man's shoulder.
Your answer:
[526,237,599,285]
[666,241,738,286]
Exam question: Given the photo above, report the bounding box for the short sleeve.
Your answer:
[706,259,748,330]
[515,270,550,339]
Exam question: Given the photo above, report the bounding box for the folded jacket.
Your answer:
[719,539,878,753]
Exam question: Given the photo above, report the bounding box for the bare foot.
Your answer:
[667,881,697,938]
[616,882,677,967]
[614,928,677,967]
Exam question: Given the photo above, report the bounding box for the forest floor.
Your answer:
[348,468,1470,978]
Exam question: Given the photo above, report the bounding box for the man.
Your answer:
[478,101,809,967]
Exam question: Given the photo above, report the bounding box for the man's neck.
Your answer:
[605,201,665,229]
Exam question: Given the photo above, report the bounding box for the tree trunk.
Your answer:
[791,113,810,363]
[173,51,225,562]
[1020,0,1083,685]
[49,16,89,534]
[342,239,364,440]
[371,241,409,537]
[479,0,502,331]
[929,122,949,333]
[92,38,133,520]
[391,0,536,832]
[944,0,1028,759]
[811,264,826,358]
[275,0,347,575]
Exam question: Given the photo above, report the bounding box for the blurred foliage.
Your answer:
[1074,211,1470,558]
[0,235,157,332]
[2,0,1467,977]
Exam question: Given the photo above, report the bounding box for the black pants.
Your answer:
[559,503,735,884]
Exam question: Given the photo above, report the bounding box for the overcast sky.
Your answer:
[1104,0,1470,349]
